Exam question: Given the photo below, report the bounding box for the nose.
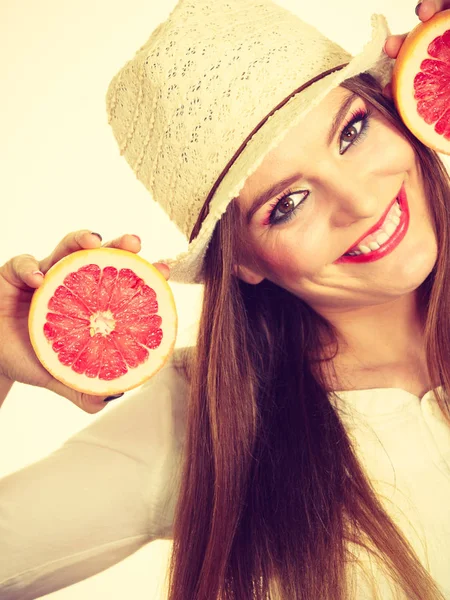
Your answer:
[323,179,380,228]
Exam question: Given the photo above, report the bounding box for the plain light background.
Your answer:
[0,0,445,598]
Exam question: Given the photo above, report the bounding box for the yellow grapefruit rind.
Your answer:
[392,9,450,155]
[28,248,177,396]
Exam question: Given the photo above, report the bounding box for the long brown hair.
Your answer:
[166,73,450,599]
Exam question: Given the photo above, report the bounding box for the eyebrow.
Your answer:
[246,91,358,224]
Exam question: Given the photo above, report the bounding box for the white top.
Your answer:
[0,352,449,600]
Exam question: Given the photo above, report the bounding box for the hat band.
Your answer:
[189,63,349,244]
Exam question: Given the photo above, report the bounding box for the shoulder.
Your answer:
[146,345,193,397]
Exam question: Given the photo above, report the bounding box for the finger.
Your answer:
[2,254,46,290]
[39,230,103,273]
[47,377,109,414]
[152,262,170,280]
[101,232,169,278]
[416,0,450,20]
[101,233,141,253]
[416,0,436,21]
[383,33,409,58]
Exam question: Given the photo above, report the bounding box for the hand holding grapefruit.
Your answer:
[386,4,450,154]
[0,231,176,413]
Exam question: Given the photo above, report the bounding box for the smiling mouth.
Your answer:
[343,198,402,256]
[335,183,410,264]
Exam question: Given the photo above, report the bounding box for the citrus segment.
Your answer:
[392,9,450,154]
[29,248,177,396]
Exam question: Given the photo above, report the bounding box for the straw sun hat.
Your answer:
[106,0,394,284]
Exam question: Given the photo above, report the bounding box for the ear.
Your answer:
[232,263,264,285]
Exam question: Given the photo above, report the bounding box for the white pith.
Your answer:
[29,249,177,396]
[396,21,450,154]
[90,310,116,337]
[346,200,402,256]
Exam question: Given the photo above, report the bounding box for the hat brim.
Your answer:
[163,14,394,284]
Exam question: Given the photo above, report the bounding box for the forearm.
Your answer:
[0,374,14,408]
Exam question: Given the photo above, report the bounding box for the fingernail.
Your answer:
[91,232,103,241]
[415,2,422,17]
[132,234,141,244]
[104,393,124,402]
[32,270,44,277]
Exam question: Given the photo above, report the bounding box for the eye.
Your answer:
[263,107,371,227]
[266,189,307,226]
[339,108,370,154]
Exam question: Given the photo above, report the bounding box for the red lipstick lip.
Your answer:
[334,184,409,264]
[342,192,399,255]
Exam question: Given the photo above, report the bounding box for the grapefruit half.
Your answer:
[392,9,450,154]
[29,248,177,396]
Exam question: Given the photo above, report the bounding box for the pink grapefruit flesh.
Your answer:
[392,9,450,154]
[28,248,177,396]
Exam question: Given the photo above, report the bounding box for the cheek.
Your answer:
[254,228,328,277]
[383,137,415,171]
[367,122,415,172]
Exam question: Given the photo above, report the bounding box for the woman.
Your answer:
[1,0,449,598]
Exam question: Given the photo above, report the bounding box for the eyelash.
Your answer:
[265,107,372,227]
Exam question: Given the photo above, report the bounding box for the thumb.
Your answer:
[46,377,112,414]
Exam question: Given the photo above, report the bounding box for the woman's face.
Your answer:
[235,86,437,314]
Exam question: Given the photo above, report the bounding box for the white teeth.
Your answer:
[344,198,403,257]
[376,232,389,245]
[384,222,396,236]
